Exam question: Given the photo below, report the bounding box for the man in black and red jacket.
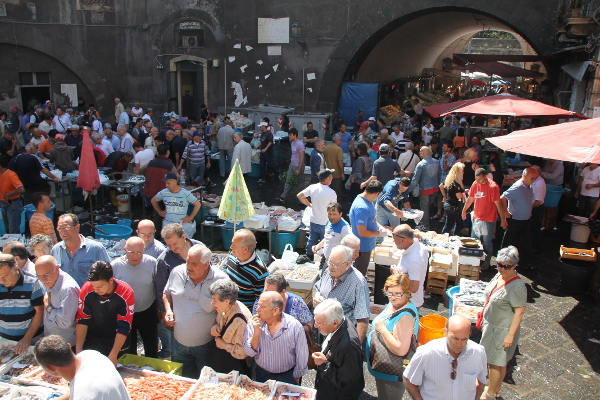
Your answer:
[75,261,134,365]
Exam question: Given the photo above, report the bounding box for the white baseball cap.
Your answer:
[259,122,268,127]
[368,117,376,121]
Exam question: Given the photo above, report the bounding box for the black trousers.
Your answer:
[129,301,158,358]
[501,218,532,267]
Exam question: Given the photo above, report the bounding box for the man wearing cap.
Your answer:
[361,143,401,189]
[132,142,154,175]
[257,122,278,183]
[179,131,210,186]
[217,120,235,178]
[49,134,77,173]
[151,172,200,227]
[279,128,305,205]
[298,169,337,257]
[232,132,252,174]
[323,134,345,198]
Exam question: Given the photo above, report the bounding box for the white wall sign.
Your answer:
[60,84,78,106]
[267,46,282,56]
[258,18,289,44]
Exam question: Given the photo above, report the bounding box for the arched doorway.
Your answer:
[316,4,556,112]
[169,56,209,119]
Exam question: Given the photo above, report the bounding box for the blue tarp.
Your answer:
[337,83,378,132]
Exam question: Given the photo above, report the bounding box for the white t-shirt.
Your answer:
[133,148,155,169]
[300,183,337,225]
[131,107,143,122]
[70,350,130,400]
[580,165,600,197]
[396,241,429,307]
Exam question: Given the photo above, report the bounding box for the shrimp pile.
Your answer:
[191,381,270,400]
[23,368,69,387]
[123,374,193,400]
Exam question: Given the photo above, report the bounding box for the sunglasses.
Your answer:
[451,358,458,380]
[497,263,515,269]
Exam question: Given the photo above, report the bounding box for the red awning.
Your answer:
[453,53,563,66]
[453,62,543,78]
[467,80,487,86]
[487,118,600,164]
[424,93,587,119]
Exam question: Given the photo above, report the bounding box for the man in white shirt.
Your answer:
[34,335,130,400]
[530,165,546,254]
[397,142,419,175]
[576,162,600,217]
[132,142,155,174]
[142,109,154,127]
[131,102,143,123]
[53,108,72,133]
[91,132,114,157]
[403,315,487,400]
[38,115,53,135]
[297,169,338,257]
[117,125,133,152]
[390,224,428,308]
[231,132,252,174]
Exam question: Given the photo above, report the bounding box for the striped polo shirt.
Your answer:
[0,270,44,341]
[223,252,269,309]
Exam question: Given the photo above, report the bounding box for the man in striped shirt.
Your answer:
[0,254,44,354]
[223,229,269,309]
[244,291,308,384]
[178,131,210,186]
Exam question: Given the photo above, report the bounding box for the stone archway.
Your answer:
[170,55,209,116]
[316,2,557,112]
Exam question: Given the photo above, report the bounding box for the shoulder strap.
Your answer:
[402,152,415,170]
[482,276,521,313]
[387,306,417,321]
[220,312,247,337]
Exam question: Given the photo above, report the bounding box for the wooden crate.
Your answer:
[425,285,447,295]
[457,271,480,281]
[559,246,596,262]
[287,288,313,305]
[429,248,453,269]
[458,264,481,273]
[428,271,449,280]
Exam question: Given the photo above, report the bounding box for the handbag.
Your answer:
[306,330,321,370]
[207,313,250,375]
[370,307,418,376]
[476,276,521,330]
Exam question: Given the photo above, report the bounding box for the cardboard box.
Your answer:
[374,247,400,266]
[559,245,596,262]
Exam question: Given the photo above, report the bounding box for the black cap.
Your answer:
[318,169,335,180]
[161,172,178,181]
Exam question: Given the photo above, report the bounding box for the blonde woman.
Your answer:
[439,162,465,234]
[462,148,480,189]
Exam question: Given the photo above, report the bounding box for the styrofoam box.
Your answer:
[458,255,481,267]
[243,215,270,229]
[272,381,317,400]
[287,266,320,290]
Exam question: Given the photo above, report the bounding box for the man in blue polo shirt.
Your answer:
[349,180,385,276]
[376,177,412,227]
[51,214,111,286]
[0,254,44,354]
[312,202,351,262]
[500,167,537,269]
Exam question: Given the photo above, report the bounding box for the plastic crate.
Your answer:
[117,354,183,376]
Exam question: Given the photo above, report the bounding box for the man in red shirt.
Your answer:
[75,261,134,365]
[461,168,504,269]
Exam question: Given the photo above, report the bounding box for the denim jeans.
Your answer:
[259,151,279,179]
[419,192,437,229]
[173,339,215,379]
[157,323,172,358]
[441,204,460,234]
[188,162,206,185]
[471,219,495,256]
[306,223,325,254]
[0,199,23,234]
[376,204,400,227]
[219,150,233,177]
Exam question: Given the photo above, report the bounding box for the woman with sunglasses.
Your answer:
[366,273,418,400]
[479,246,527,400]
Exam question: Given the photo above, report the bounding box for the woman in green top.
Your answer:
[480,246,527,400]
[366,273,419,400]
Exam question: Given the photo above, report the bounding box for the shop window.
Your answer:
[19,72,51,86]
[176,21,204,48]
[78,0,114,11]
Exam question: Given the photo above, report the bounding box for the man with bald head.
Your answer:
[500,167,538,270]
[136,219,166,259]
[111,236,159,358]
[163,243,227,378]
[403,315,488,400]
[35,255,80,344]
[244,291,308,384]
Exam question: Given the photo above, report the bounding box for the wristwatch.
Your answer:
[46,305,54,313]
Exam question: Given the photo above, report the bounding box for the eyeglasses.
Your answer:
[450,358,458,380]
[497,263,515,269]
[57,225,76,231]
[125,250,143,256]
[137,233,154,238]
[36,271,55,280]
[384,292,405,298]
[328,260,348,269]
[392,233,408,240]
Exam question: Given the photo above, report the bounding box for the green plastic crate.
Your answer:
[117,354,183,376]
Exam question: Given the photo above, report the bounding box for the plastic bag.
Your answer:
[281,244,299,264]
[278,215,300,232]
[302,207,312,227]
[251,149,260,163]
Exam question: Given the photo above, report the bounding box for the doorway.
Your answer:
[177,60,204,119]
[20,86,50,111]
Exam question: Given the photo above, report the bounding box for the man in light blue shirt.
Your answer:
[51,214,111,286]
[35,255,80,345]
[152,172,200,225]
[408,147,440,230]
[500,167,538,269]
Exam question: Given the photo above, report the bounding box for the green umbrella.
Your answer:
[218,159,255,231]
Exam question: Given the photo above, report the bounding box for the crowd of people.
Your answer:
[0,95,593,400]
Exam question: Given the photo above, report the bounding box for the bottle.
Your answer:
[180,169,186,186]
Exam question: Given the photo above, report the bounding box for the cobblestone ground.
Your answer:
[118,158,600,399]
